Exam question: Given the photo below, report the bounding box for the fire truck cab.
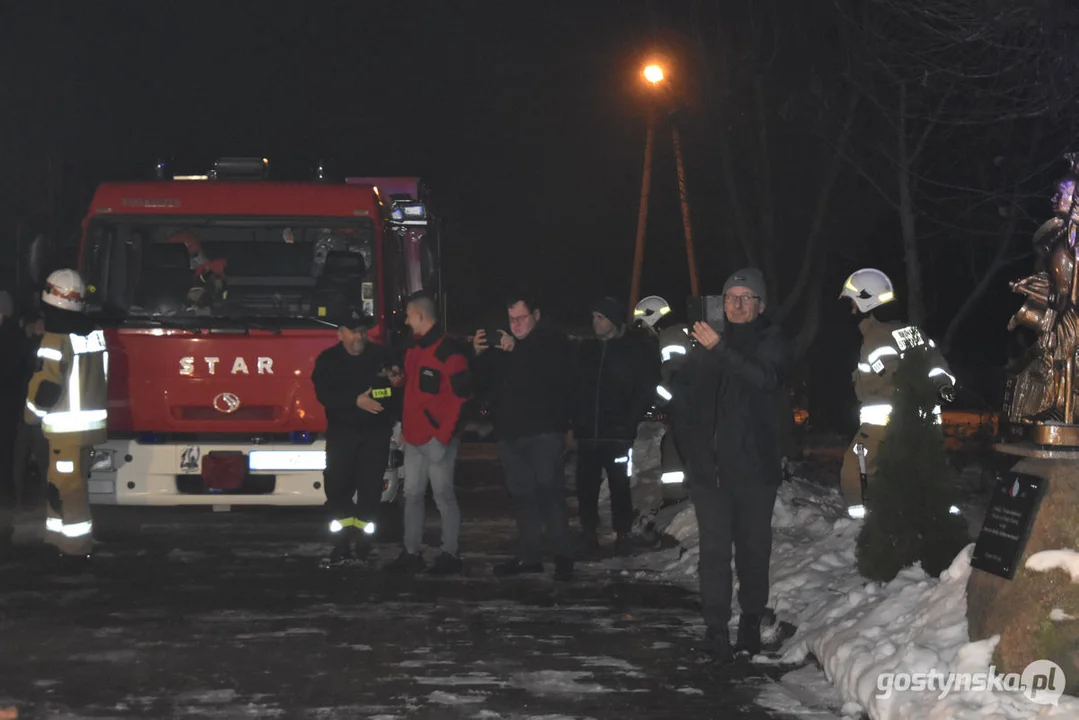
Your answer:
[77,158,438,522]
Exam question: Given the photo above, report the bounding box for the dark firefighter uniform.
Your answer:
[312,309,400,562]
[25,281,108,557]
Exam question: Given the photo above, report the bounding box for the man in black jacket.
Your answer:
[673,268,789,664]
[472,293,574,581]
[572,296,659,556]
[311,307,401,566]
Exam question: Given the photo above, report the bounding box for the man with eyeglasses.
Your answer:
[472,293,575,581]
[673,267,790,664]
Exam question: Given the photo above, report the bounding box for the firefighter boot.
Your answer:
[323,529,357,568]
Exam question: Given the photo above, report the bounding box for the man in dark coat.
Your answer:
[673,268,790,664]
[472,292,575,581]
[572,296,659,556]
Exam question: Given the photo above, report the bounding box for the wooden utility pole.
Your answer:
[628,113,655,317]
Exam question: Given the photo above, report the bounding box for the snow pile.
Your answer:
[654,474,1079,718]
[1026,550,1079,582]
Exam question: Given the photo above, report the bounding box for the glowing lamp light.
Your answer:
[643,64,664,84]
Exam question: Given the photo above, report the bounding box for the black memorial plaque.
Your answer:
[971,471,1047,580]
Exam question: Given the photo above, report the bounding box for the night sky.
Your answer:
[1,1,1056,429]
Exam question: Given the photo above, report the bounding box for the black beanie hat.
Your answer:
[591,296,625,328]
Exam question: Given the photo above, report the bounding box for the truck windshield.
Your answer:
[81,217,376,326]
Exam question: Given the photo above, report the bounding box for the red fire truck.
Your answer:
[77,158,438,530]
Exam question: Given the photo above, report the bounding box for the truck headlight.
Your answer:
[90,449,116,472]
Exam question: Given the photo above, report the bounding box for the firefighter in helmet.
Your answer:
[839,268,956,518]
[645,298,694,487]
[632,295,673,337]
[24,269,108,560]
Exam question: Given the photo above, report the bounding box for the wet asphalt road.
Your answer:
[0,445,810,719]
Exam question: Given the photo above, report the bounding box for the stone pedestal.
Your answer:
[966,446,1079,694]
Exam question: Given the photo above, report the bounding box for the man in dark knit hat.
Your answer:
[671,267,790,664]
[571,296,660,556]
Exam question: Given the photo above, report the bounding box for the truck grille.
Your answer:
[173,406,279,421]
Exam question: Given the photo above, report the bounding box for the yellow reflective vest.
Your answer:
[25,329,109,443]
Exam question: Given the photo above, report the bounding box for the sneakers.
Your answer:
[614,533,633,557]
[553,554,574,582]
[493,558,545,576]
[705,625,734,665]
[735,613,762,656]
[384,549,426,574]
[427,552,463,575]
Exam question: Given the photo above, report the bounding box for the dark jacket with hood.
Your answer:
[671,315,790,487]
[573,329,659,442]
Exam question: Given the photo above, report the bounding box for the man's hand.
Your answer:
[691,321,721,350]
[473,329,490,354]
[385,365,404,388]
[497,330,515,352]
[356,388,384,414]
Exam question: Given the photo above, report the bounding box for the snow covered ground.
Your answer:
[629,423,1079,719]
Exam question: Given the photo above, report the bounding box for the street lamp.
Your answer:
[629,61,700,318]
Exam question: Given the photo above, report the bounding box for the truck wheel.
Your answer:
[90,506,141,542]
[376,498,404,544]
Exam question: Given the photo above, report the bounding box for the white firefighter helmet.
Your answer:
[839,268,896,314]
[42,268,88,312]
[633,295,672,329]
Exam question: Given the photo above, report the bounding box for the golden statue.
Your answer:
[1004,153,1079,443]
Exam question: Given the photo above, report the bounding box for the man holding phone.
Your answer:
[472,293,575,581]
[674,268,790,664]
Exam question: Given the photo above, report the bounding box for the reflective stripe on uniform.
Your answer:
[656,385,673,401]
[329,517,378,535]
[928,367,957,385]
[42,409,108,434]
[860,404,893,425]
[661,345,687,363]
[867,345,900,365]
[45,517,93,538]
[25,400,46,418]
[37,347,63,362]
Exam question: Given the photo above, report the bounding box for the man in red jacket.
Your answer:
[385,292,472,575]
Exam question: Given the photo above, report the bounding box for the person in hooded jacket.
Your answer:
[571,296,659,556]
[672,268,790,664]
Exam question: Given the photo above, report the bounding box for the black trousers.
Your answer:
[324,429,390,527]
[575,439,634,534]
[688,478,778,631]
[497,433,572,563]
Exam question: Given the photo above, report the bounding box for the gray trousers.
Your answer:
[496,432,571,563]
[403,438,461,556]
